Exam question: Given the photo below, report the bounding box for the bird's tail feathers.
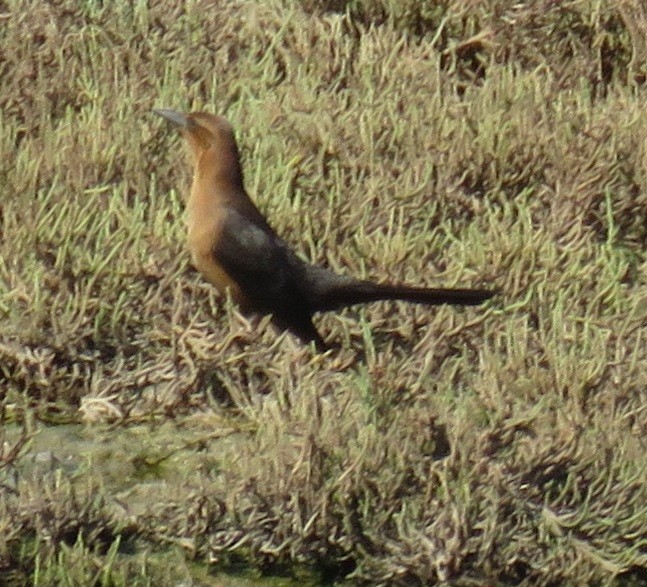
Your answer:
[314,279,495,312]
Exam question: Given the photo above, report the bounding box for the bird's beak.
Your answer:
[153,108,190,128]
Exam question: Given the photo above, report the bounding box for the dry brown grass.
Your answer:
[1,0,646,584]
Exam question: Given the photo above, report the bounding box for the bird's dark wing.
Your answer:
[213,206,325,345]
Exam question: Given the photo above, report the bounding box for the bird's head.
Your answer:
[154,109,238,162]
[154,109,244,188]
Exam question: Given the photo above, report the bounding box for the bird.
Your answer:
[154,109,495,350]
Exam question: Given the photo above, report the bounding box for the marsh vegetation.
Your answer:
[1,0,646,584]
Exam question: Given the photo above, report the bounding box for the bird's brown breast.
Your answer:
[187,199,246,304]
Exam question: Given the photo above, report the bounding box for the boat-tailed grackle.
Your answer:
[154,109,495,350]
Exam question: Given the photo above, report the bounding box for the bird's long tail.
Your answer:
[313,279,495,312]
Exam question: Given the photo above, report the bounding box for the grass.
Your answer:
[1,0,646,584]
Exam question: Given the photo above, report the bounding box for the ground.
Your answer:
[0,0,646,585]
